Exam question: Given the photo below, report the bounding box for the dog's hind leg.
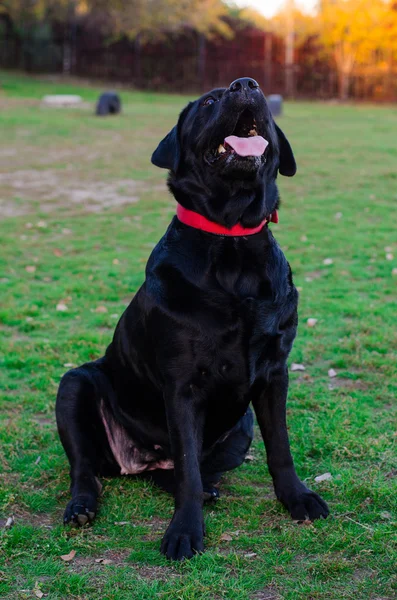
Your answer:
[56,361,116,526]
[200,408,254,499]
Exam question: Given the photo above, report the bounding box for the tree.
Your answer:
[318,0,395,100]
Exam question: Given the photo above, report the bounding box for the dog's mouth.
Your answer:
[205,109,269,165]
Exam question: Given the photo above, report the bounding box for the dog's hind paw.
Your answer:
[63,495,97,527]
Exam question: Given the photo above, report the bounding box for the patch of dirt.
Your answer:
[0,169,144,216]
[251,587,281,600]
[134,564,178,581]
[328,377,370,391]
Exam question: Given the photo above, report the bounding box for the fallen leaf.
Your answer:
[34,582,44,598]
[25,265,36,273]
[245,454,256,461]
[307,318,317,327]
[328,368,337,378]
[291,363,305,372]
[53,248,63,257]
[315,472,333,482]
[380,511,392,520]
[323,258,333,265]
[37,220,47,228]
[25,222,33,229]
[384,246,392,252]
[60,549,76,562]
[392,268,397,276]
[112,258,120,265]
[300,235,308,242]
[386,253,393,261]
[62,228,72,234]
[35,456,41,465]
[63,363,74,368]
[5,516,14,529]
[114,521,129,526]
[110,313,119,319]
[296,286,303,292]
[293,519,313,526]
[220,533,233,542]
[244,552,257,558]
[94,306,108,313]
[56,303,68,312]
[385,469,397,479]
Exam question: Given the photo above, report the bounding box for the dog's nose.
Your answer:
[229,77,259,93]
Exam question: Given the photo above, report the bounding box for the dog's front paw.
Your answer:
[161,512,204,560]
[63,494,97,527]
[281,487,329,521]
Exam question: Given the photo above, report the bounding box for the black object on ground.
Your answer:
[267,94,283,117]
[96,92,121,116]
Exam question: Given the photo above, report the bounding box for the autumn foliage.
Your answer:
[0,0,397,100]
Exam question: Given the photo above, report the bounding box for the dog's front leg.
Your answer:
[161,383,205,560]
[253,365,329,521]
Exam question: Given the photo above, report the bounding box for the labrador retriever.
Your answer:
[56,77,329,561]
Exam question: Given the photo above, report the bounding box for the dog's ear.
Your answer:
[275,123,297,177]
[151,103,192,173]
[151,126,180,172]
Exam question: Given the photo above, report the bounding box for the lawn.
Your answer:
[0,71,396,600]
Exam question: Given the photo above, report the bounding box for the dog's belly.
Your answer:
[100,402,174,475]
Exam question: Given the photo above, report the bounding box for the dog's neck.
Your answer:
[167,171,279,229]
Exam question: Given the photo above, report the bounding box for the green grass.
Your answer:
[0,71,396,600]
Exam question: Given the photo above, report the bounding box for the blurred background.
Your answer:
[1,0,397,101]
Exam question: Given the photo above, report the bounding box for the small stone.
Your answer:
[56,303,68,312]
[307,318,318,327]
[110,313,119,319]
[291,363,305,372]
[315,472,333,483]
[328,368,337,378]
[380,511,392,520]
[245,454,255,462]
[25,265,36,273]
[112,258,120,265]
[63,363,74,368]
[300,235,308,242]
[386,253,393,261]
[244,552,257,558]
[323,258,333,265]
[335,212,342,219]
[392,269,397,276]
[94,305,108,313]
[62,228,72,235]
[37,220,47,228]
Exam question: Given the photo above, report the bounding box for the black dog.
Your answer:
[56,77,329,561]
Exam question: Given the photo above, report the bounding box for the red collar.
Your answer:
[176,204,278,236]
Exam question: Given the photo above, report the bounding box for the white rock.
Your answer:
[323,258,333,265]
[386,253,393,261]
[315,472,333,482]
[56,303,68,312]
[307,318,318,327]
[291,363,306,372]
[42,94,83,107]
[328,368,337,378]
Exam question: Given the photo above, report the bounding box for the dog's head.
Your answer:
[152,77,296,228]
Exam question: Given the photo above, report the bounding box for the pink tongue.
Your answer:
[224,135,268,157]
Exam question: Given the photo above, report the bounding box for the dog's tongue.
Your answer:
[224,135,268,157]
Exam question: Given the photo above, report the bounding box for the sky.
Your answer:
[233,0,317,18]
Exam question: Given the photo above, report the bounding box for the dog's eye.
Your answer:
[203,97,216,106]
